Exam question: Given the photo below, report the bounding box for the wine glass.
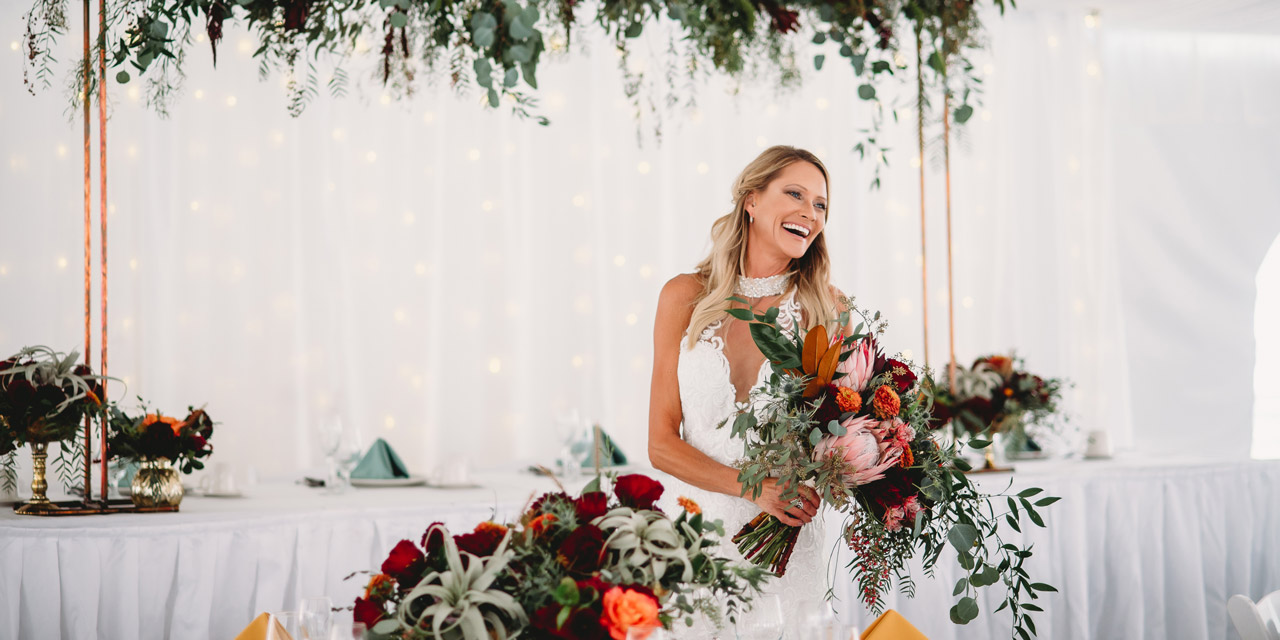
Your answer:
[332,424,365,493]
[315,415,343,491]
[798,600,839,640]
[626,624,667,640]
[739,594,784,640]
[267,611,299,640]
[298,596,333,640]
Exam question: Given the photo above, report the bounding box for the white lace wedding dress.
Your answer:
[658,289,827,639]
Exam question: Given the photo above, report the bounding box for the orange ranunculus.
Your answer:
[600,586,660,640]
[142,413,183,435]
[899,445,915,469]
[871,386,901,419]
[529,513,557,536]
[363,573,396,602]
[983,355,1014,378]
[676,496,701,515]
[475,521,508,537]
[1003,387,1014,397]
[835,386,862,413]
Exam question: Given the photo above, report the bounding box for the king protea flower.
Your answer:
[835,338,876,392]
[813,416,901,486]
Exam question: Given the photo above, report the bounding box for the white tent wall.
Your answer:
[1105,31,1280,458]
[0,3,1276,481]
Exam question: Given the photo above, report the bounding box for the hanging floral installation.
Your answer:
[21,0,1012,181]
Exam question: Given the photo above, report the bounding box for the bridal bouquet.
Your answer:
[354,473,767,639]
[724,297,1058,638]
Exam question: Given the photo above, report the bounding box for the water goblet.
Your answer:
[315,416,343,492]
[332,425,365,493]
[626,624,667,640]
[739,594,784,640]
[299,596,333,639]
[267,611,299,640]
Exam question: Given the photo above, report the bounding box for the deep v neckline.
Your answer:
[717,352,771,405]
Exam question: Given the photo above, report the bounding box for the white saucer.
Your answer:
[202,490,245,498]
[427,480,482,490]
[350,475,428,488]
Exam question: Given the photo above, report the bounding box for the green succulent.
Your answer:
[372,524,526,640]
[597,506,692,584]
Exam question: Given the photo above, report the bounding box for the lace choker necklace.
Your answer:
[736,272,792,298]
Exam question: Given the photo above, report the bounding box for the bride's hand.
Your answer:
[751,481,821,526]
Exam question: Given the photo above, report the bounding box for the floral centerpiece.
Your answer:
[723,298,1059,638]
[354,473,767,639]
[107,403,214,507]
[0,346,106,512]
[930,354,1066,463]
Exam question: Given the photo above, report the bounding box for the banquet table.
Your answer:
[1,457,1278,640]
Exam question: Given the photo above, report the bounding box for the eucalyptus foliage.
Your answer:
[22,0,1012,184]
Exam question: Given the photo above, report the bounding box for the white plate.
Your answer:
[350,475,428,488]
[427,481,483,490]
[202,490,245,498]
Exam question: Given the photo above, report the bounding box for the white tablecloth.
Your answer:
[2,459,1278,640]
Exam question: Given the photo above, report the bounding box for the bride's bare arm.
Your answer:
[647,275,817,526]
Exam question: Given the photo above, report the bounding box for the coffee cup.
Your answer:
[200,463,239,495]
[1084,430,1112,459]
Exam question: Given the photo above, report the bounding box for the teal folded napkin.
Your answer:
[575,427,628,468]
[351,438,410,479]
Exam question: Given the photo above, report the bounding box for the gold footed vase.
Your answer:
[131,458,184,508]
[15,442,60,515]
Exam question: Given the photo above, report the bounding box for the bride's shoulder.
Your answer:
[660,273,705,306]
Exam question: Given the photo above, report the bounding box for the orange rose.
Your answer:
[600,587,660,640]
[529,513,557,536]
[676,496,701,515]
[871,386,900,419]
[835,387,862,413]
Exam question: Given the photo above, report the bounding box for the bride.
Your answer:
[649,145,851,637]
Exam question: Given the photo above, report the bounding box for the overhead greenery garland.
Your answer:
[22,0,1011,183]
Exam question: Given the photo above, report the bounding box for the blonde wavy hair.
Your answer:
[685,145,842,349]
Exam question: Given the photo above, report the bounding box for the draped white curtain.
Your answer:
[0,2,1275,480]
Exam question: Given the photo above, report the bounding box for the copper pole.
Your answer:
[916,28,930,370]
[943,85,957,396]
[97,0,109,503]
[81,0,92,504]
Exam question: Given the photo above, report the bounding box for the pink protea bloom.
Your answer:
[834,338,876,392]
[814,416,902,486]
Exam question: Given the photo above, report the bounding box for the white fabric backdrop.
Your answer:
[0,4,1276,478]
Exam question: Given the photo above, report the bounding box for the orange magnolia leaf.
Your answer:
[816,341,841,387]
[802,325,829,374]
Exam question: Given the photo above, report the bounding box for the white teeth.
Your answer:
[782,222,811,237]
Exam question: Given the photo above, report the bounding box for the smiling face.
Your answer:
[745,161,829,264]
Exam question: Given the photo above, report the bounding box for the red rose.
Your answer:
[353,597,385,627]
[575,491,610,522]
[767,6,800,33]
[614,474,663,511]
[811,386,843,428]
[885,359,917,393]
[454,522,507,558]
[530,605,610,640]
[559,524,605,574]
[380,539,425,586]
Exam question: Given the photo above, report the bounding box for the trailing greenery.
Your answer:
[22,0,1013,185]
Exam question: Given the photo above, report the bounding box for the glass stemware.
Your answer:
[315,415,343,492]
[738,594,784,640]
[267,611,299,640]
[332,423,365,493]
[298,596,333,640]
